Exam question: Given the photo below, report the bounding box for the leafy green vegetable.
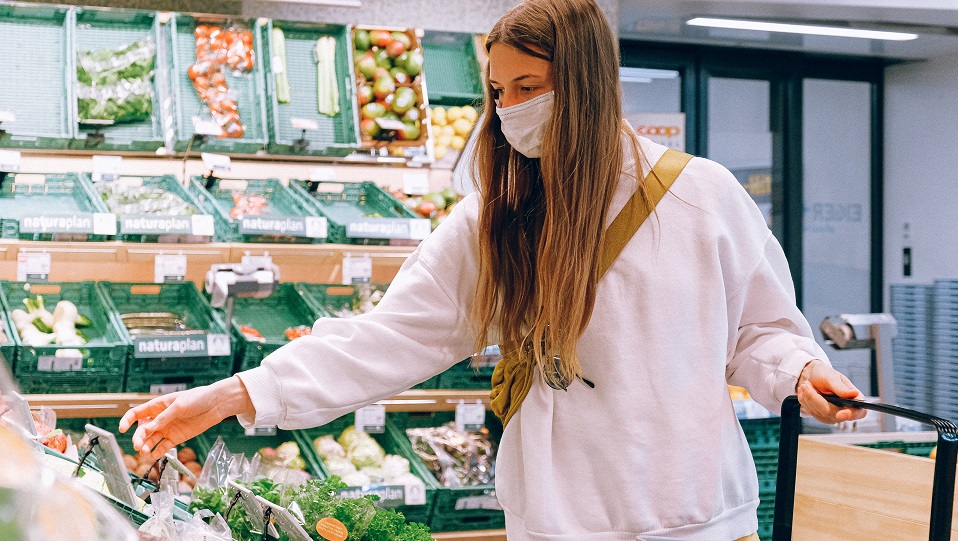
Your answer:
[76,39,155,124]
[397,522,433,541]
[362,508,406,541]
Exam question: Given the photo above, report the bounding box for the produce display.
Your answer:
[188,24,255,138]
[33,411,67,454]
[229,192,270,218]
[353,28,426,144]
[333,284,386,318]
[284,325,311,340]
[257,440,308,471]
[430,105,479,161]
[389,186,461,229]
[120,312,201,337]
[315,36,341,116]
[406,424,496,487]
[313,427,425,492]
[120,446,202,493]
[189,437,433,541]
[76,39,156,124]
[238,324,264,343]
[271,28,291,105]
[96,183,201,216]
[10,296,91,347]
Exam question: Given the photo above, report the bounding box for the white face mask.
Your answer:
[495,91,554,159]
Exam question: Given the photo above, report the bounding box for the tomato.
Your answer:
[193,75,209,89]
[210,71,227,88]
[416,200,438,218]
[241,30,253,45]
[195,25,210,38]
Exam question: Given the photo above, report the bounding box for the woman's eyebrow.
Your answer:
[488,74,544,85]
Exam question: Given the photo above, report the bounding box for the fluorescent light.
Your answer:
[687,17,918,41]
[620,77,654,84]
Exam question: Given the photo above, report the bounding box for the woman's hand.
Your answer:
[795,359,867,424]
[118,376,255,460]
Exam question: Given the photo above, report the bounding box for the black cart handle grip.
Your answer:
[773,395,958,541]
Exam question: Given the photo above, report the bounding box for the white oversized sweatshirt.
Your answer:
[236,133,830,541]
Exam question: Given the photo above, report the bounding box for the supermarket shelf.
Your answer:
[0,239,416,285]
[25,389,492,418]
[432,530,507,541]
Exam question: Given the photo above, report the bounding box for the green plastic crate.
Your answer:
[391,410,504,532]
[438,358,496,391]
[757,496,775,540]
[0,173,115,241]
[229,283,324,373]
[84,173,215,243]
[0,311,16,374]
[294,282,440,389]
[290,180,424,245]
[193,419,322,477]
[293,413,436,525]
[741,416,780,450]
[70,7,164,152]
[1,280,129,394]
[0,3,74,150]
[261,20,361,157]
[750,446,779,496]
[421,31,483,107]
[858,439,938,458]
[166,14,269,154]
[97,281,233,392]
[189,176,326,243]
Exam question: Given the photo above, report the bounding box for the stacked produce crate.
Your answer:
[890,283,934,412]
[931,280,958,421]
[100,281,233,393]
[740,416,780,539]
[1,281,130,393]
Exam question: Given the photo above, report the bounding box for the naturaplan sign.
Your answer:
[627,113,686,152]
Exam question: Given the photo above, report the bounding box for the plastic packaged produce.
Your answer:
[97,183,200,216]
[229,192,271,219]
[139,489,177,540]
[406,423,496,487]
[190,24,254,138]
[76,39,156,124]
[333,284,386,319]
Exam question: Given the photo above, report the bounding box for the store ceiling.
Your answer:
[619,0,958,60]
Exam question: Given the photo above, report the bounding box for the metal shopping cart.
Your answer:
[772,395,958,540]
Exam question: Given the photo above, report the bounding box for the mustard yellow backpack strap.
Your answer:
[599,148,693,276]
[491,148,694,428]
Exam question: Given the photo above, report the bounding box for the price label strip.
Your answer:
[154,254,187,283]
[341,255,372,285]
[92,155,123,182]
[17,252,50,281]
[402,172,430,195]
[456,402,486,432]
[84,425,139,508]
[354,404,386,434]
[202,152,232,173]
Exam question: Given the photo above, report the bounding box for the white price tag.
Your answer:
[93,213,117,235]
[403,482,427,506]
[354,404,386,433]
[191,215,215,236]
[309,167,337,182]
[245,426,278,436]
[193,116,224,136]
[206,334,231,357]
[341,255,372,285]
[37,355,82,372]
[17,252,50,281]
[151,383,187,394]
[291,118,319,131]
[304,216,328,239]
[409,219,431,240]
[92,155,123,182]
[0,150,21,173]
[455,495,501,511]
[402,173,430,196]
[154,254,187,283]
[202,153,232,173]
[272,55,285,74]
[455,402,486,432]
[0,110,15,123]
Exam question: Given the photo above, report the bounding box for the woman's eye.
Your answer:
[491,88,502,98]
[521,87,536,93]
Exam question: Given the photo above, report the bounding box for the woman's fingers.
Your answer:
[799,382,867,424]
[119,394,176,433]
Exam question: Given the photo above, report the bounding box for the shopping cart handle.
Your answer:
[772,395,958,541]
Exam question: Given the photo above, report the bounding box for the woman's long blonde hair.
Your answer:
[471,0,651,387]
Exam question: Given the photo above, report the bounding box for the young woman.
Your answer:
[121,0,865,538]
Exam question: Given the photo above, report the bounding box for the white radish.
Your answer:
[53,321,85,346]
